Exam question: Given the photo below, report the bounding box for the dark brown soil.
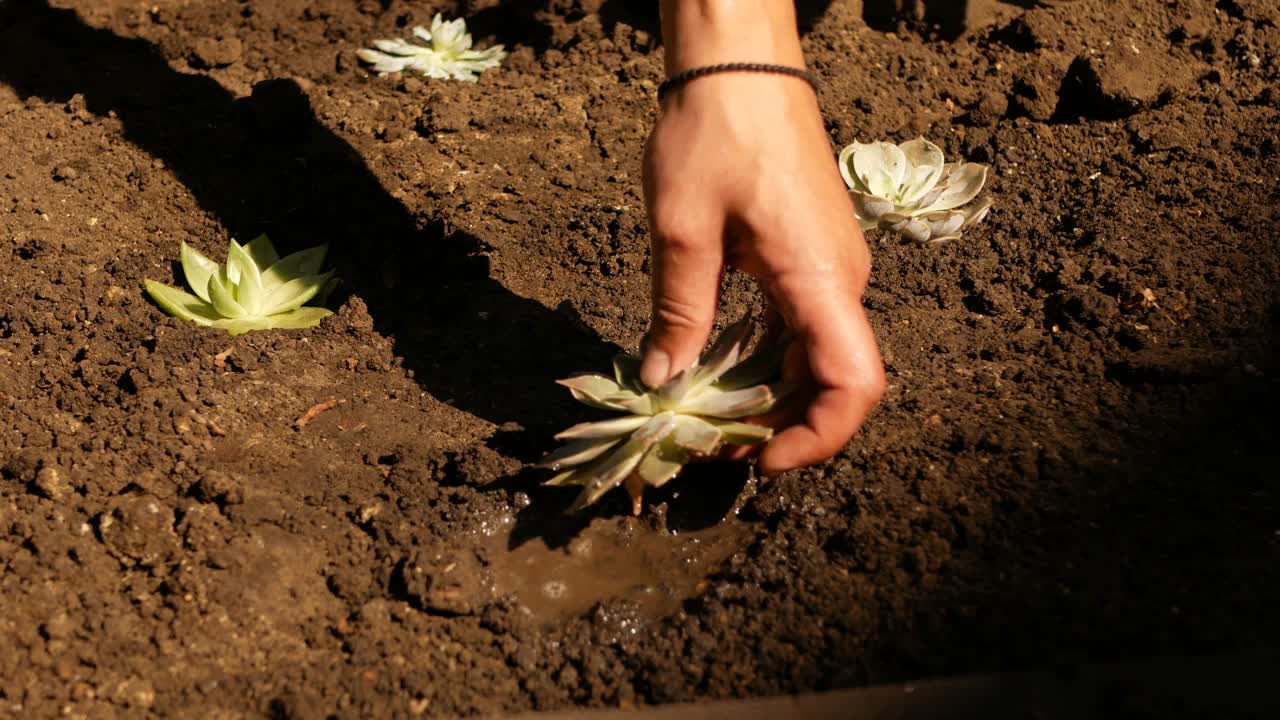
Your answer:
[1,0,1278,717]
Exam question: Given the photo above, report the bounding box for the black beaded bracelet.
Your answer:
[657,63,818,101]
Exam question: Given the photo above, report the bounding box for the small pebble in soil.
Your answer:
[34,465,70,501]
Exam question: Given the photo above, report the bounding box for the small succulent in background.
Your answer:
[357,13,506,81]
[144,235,335,335]
[542,319,787,515]
[839,137,992,244]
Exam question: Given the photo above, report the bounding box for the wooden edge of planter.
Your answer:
[497,649,1280,720]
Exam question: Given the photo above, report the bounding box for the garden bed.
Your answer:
[1,0,1277,717]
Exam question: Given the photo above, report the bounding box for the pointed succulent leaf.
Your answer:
[558,374,631,411]
[236,274,264,316]
[143,280,220,326]
[555,414,650,441]
[259,306,333,330]
[545,468,580,487]
[635,439,689,489]
[404,57,449,80]
[179,242,219,303]
[693,319,749,387]
[538,436,623,471]
[559,374,624,398]
[223,240,244,284]
[568,414,677,511]
[227,241,265,314]
[681,384,778,419]
[211,316,275,336]
[671,414,724,456]
[962,197,993,227]
[260,272,330,315]
[919,163,988,214]
[712,420,774,446]
[263,245,328,287]
[655,367,695,409]
[371,39,409,54]
[715,335,786,390]
[431,15,470,50]
[851,191,895,223]
[206,268,245,319]
[614,394,657,415]
[612,354,643,390]
[313,273,340,307]
[355,50,405,73]
[243,234,280,270]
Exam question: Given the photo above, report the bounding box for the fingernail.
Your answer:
[639,348,670,388]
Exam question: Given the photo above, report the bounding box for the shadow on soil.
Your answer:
[506,459,754,550]
[0,1,616,441]
[862,0,1046,39]
[864,311,1280,683]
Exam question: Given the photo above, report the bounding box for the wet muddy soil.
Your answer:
[1,0,1278,717]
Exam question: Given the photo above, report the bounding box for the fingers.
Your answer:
[757,281,885,475]
[640,214,725,387]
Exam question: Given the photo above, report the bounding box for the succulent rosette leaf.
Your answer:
[144,235,335,335]
[543,319,788,515]
[357,13,506,81]
[838,137,992,243]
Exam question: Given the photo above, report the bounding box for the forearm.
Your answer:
[659,0,805,73]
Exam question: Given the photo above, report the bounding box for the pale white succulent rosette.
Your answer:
[542,319,788,515]
[839,137,993,243]
[144,235,335,335]
[357,13,506,81]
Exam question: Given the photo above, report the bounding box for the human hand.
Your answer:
[640,71,886,475]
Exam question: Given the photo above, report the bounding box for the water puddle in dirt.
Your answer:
[484,516,753,623]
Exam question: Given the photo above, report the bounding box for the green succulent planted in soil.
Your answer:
[144,235,335,335]
[542,319,787,515]
[839,137,992,244]
[357,13,507,81]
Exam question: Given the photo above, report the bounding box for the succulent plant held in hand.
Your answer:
[144,235,335,335]
[839,137,992,243]
[357,13,506,81]
[542,319,787,515]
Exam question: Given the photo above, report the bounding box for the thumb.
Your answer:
[641,221,724,388]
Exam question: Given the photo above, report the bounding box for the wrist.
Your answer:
[660,0,805,73]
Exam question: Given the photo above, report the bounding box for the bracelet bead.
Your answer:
[657,63,819,101]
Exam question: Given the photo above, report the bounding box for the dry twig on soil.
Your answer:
[294,398,338,429]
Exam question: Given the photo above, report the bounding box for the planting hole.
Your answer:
[485,517,752,623]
